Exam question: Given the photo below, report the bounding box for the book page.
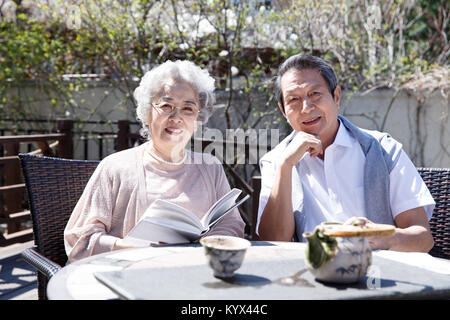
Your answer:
[206,194,250,230]
[124,188,247,244]
[204,188,242,226]
[144,199,204,230]
[125,218,199,244]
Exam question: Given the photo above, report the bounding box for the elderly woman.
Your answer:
[64,60,245,263]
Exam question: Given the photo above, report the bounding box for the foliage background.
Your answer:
[0,0,448,139]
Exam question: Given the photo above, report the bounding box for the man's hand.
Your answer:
[259,132,321,241]
[282,131,323,167]
[344,216,370,227]
[343,209,434,252]
[343,217,393,250]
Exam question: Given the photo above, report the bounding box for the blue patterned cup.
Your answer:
[200,235,251,278]
[303,222,373,283]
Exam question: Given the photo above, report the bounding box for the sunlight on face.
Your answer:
[148,79,200,152]
[280,68,341,149]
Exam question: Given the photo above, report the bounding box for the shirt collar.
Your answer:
[332,119,353,148]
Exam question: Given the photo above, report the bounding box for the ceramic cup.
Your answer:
[303,222,372,284]
[200,235,251,278]
[309,236,372,283]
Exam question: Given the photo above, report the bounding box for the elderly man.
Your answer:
[256,53,435,252]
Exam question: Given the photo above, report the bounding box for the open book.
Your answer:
[123,188,249,246]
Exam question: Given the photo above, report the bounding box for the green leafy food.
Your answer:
[304,226,338,269]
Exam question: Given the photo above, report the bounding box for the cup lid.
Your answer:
[320,222,395,237]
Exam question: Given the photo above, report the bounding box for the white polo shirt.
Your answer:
[256,121,435,236]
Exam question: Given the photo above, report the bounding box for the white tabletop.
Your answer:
[47,241,450,300]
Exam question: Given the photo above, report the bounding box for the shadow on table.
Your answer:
[318,276,436,299]
[203,270,436,299]
[203,268,316,289]
[203,273,272,289]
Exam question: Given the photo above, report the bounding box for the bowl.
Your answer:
[200,235,251,278]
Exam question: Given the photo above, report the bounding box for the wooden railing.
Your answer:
[1,119,267,245]
[0,120,73,246]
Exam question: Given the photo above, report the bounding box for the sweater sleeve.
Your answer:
[63,159,119,263]
[206,159,246,238]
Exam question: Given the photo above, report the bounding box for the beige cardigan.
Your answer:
[64,142,245,263]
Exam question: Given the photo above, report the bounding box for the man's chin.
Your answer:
[295,127,320,137]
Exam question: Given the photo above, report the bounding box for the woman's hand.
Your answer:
[113,238,165,250]
[113,239,138,250]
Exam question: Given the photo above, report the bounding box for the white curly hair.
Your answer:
[133,60,216,139]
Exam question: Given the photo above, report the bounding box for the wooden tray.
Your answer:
[321,223,395,237]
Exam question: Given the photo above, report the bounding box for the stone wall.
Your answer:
[4,82,449,167]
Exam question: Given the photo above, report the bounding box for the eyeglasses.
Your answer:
[151,102,200,118]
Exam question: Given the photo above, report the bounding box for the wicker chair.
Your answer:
[18,153,100,300]
[417,167,450,260]
[250,167,450,260]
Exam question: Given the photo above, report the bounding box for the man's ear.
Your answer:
[333,85,342,109]
[278,102,287,118]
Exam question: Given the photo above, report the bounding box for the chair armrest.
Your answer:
[21,246,62,279]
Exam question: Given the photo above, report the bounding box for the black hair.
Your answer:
[275,54,338,111]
